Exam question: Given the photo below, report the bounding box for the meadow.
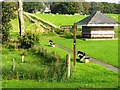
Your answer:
[35,14,87,27]
[2,47,119,88]
[2,13,119,88]
[35,13,119,27]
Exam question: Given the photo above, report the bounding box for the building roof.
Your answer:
[76,11,118,26]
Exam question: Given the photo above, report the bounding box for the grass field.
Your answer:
[35,14,87,27]
[34,13,119,27]
[2,47,119,88]
[50,36,118,68]
[2,13,119,88]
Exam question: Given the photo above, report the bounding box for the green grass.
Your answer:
[38,34,71,59]
[2,53,119,88]
[2,63,119,88]
[34,13,119,27]
[2,34,119,88]
[2,71,119,88]
[105,14,119,22]
[10,16,41,40]
[51,36,118,68]
[3,13,119,88]
[34,14,87,27]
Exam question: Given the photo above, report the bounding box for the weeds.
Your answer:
[2,45,67,82]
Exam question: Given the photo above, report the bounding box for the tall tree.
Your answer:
[18,0,24,36]
[23,2,45,13]
[50,2,61,14]
[90,2,98,14]
[115,4,120,14]
[76,2,84,15]
[2,2,17,42]
[51,2,76,14]
[82,2,90,15]
[103,2,116,13]
[97,2,104,12]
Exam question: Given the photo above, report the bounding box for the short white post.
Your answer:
[66,54,70,79]
[12,58,15,71]
[21,53,24,63]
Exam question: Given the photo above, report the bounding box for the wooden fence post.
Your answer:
[12,58,15,71]
[66,54,70,79]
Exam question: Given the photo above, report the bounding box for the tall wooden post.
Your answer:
[18,0,24,36]
[73,23,77,72]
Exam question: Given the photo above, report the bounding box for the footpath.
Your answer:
[54,43,120,73]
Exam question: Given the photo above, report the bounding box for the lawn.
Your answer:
[34,14,87,27]
[2,34,119,88]
[2,47,119,88]
[34,13,119,27]
[51,36,118,68]
[2,13,119,88]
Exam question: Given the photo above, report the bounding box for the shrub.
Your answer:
[19,30,39,49]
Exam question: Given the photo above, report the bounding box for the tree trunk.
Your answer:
[18,0,24,36]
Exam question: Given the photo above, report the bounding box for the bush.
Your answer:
[19,30,39,49]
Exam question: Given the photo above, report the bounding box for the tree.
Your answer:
[82,2,90,15]
[51,2,76,14]
[90,2,98,14]
[23,2,45,13]
[18,0,24,36]
[103,2,116,13]
[2,2,17,42]
[75,2,84,15]
[97,2,104,12]
[115,4,120,14]
[50,2,61,14]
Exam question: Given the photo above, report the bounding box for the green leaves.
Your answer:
[19,30,39,49]
[2,2,17,42]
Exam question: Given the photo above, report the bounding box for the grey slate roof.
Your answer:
[76,11,117,26]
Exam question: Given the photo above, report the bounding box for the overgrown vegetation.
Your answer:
[19,30,40,49]
[2,2,17,42]
[2,40,119,88]
[2,45,67,82]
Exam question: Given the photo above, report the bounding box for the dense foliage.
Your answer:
[2,2,17,42]
[19,30,39,49]
[50,2,119,15]
[23,2,45,13]
[50,2,76,14]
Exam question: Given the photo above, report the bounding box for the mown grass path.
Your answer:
[49,40,119,72]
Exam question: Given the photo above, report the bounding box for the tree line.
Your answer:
[22,2,119,14]
[50,2,119,15]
